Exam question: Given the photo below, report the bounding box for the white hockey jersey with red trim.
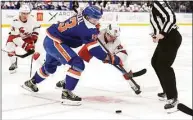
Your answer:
[9,15,41,39]
[97,29,127,55]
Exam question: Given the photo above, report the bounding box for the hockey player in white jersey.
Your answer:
[56,24,142,94]
[5,4,41,74]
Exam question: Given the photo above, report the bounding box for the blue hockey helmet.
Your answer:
[82,5,103,19]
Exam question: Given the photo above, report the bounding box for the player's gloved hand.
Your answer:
[22,42,34,52]
[33,52,40,60]
[123,70,133,80]
[23,36,37,44]
[8,51,16,57]
[31,32,38,43]
[104,54,123,66]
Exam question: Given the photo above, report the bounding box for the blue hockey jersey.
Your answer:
[47,13,99,48]
[46,13,107,61]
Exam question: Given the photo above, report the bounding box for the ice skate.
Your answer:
[158,92,167,101]
[164,98,179,114]
[9,62,17,74]
[21,79,39,92]
[61,89,81,106]
[55,80,65,89]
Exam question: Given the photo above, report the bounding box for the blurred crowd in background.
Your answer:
[1,1,193,13]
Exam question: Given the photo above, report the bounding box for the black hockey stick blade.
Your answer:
[2,49,35,58]
[177,103,193,116]
[133,69,147,78]
[16,49,35,58]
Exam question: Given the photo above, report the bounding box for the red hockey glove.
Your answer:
[123,70,133,80]
[33,52,40,60]
[22,42,34,52]
[23,32,38,44]
[8,51,16,57]
[104,54,123,66]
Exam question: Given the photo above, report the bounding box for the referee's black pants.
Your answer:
[151,29,182,99]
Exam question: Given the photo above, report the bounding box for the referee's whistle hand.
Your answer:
[155,34,164,40]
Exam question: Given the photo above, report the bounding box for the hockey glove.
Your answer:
[22,42,34,52]
[123,70,133,80]
[104,54,123,66]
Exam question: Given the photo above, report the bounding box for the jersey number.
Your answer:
[58,17,77,32]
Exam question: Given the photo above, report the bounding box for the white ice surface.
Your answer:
[2,26,192,119]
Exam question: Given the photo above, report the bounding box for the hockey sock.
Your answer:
[65,68,81,90]
[32,67,49,83]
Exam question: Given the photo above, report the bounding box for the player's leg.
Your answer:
[22,53,61,92]
[21,36,62,92]
[41,36,83,105]
[6,41,17,74]
[153,29,182,111]
[55,43,85,105]
[151,45,167,101]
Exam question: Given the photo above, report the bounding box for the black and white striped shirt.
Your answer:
[150,1,177,36]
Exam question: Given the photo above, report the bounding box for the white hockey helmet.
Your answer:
[19,4,31,13]
[106,24,120,37]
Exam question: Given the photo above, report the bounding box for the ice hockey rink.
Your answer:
[2,25,192,119]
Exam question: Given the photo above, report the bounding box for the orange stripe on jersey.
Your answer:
[53,41,71,62]
[39,68,49,77]
[86,40,98,48]
[46,30,62,43]
[68,68,81,76]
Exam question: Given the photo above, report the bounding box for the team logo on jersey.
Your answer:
[19,27,30,36]
[19,27,25,33]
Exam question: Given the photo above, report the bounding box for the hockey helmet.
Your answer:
[19,4,31,13]
[106,24,120,37]
[82,5,103,19]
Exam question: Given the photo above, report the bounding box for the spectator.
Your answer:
[1,1,192,13]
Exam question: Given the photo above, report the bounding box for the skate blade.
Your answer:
[61,99,81,106]
[9,69,16,74]
[167,109,179,114]
[159,98,167,102]
[55,86,63,90]
[166,105,179,114]
[20,85,36,93]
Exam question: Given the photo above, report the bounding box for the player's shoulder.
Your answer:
[12,15,20,22]
[11,15,21,27]
[114,37,121,45]
[98,29,106,37]
[29,15,41,27]
[83,17,96,29]
[28,15,37,22]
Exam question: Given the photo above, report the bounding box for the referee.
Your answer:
[149,1,182,111]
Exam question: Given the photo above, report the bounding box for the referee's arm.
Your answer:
[154,1,176,36]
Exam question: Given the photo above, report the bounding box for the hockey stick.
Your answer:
[115,65,147,78]
[133,69,147,77]
[1,49,35,58]
[115,64,141,94]
[30,55,33,78]
[177,103,193,116]
[97,39,141,94]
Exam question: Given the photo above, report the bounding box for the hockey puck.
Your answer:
[115,110,122,113]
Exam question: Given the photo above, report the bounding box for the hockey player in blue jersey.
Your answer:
[21,5,123,105]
